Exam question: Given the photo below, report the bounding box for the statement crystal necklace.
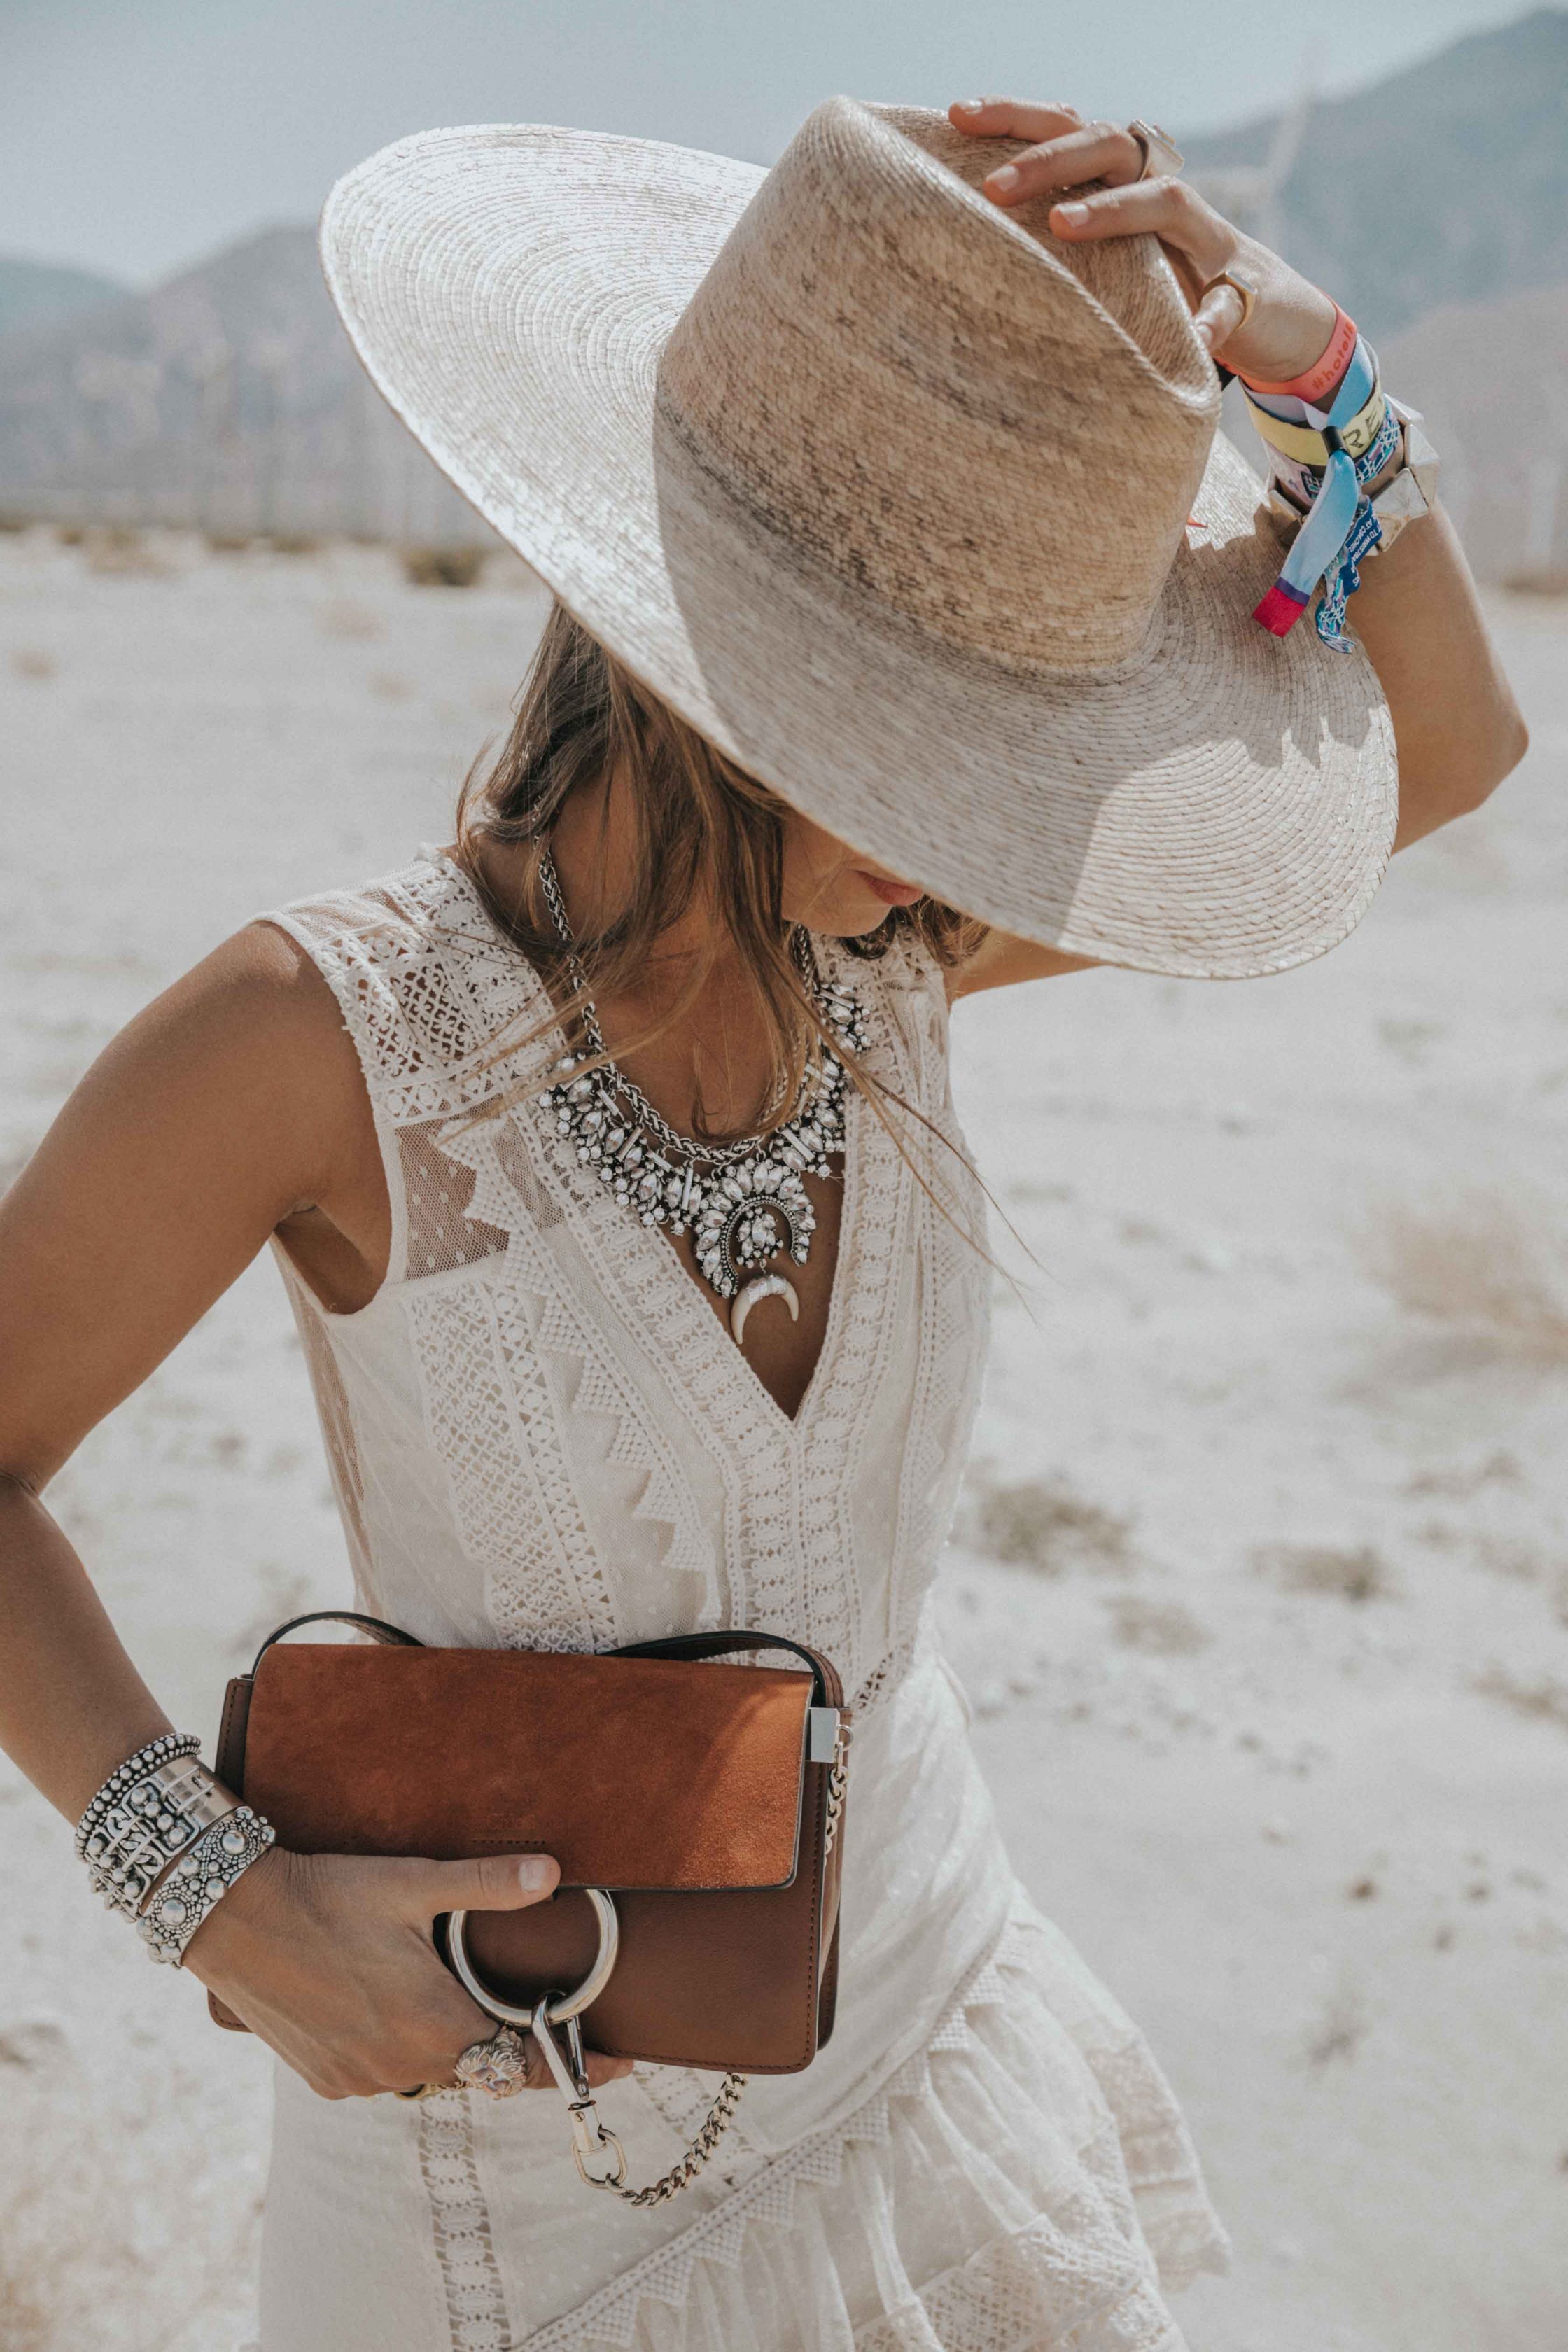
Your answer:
[537,847,870,1347]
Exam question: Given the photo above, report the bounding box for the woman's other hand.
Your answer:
[948,97,1337,385]
[183,1844,636,2099]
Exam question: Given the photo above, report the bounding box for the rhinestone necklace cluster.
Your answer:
[537,847,869,1327]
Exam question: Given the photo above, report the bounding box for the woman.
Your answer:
[0,92,1525,2352]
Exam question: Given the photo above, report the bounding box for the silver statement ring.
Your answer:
[1127,118,1184,181]
[447,1886,620,2029]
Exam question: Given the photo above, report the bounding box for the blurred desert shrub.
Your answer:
[965,1469,1134,1575]
[1102,1592,1209,1653]
[83,526,169,578]
[400,542,486,587]
[1357,1190,1568,1364]
[1499,565,1568,597]
[1253,1541,1399,1603]
[1474,1661,1568,1733]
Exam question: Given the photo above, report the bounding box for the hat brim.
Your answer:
[321,121,1397,979]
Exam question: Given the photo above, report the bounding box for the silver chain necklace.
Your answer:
[536,847,870,1346]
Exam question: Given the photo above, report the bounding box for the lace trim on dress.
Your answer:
[273,1252,376,1590]
[419,2091,514,2352]
[876,953,991,1676]
[439,1118,720,1634]
[406,1274,620,1652]
[514,1917,1213,2352]
[850,2176,1187,2352]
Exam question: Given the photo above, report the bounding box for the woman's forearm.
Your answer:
[1325,496,1528,850]
[0,1471,173,1819]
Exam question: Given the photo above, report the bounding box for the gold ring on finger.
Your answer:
[1127,118,1184,181]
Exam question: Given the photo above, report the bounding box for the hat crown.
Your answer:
[658,99,1221,672]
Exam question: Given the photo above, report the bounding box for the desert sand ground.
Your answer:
[1,522,1564,2352]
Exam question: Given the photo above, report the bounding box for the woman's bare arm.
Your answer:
[0,930,617,2094]
[0,923,371,1811]
[946,97,1528,1001]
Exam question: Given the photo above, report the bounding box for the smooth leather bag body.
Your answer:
[209,1614,846,2074]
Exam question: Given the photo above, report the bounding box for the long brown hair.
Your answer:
[454,598,986,1140]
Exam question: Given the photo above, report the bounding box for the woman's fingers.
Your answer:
[948,97,1082,144]
[976,121,1149,206]
[1048,175,1234,286]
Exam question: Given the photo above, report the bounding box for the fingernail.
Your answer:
[955,98,986,113]
[1053,200,1089,226]
[987,163,1020,192]
[517,1856,555,1892]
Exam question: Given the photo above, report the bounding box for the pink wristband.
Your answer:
[1236,304,1357,406]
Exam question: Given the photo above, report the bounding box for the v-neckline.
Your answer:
[429,849,867,1442]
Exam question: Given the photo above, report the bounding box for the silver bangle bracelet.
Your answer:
[81,1748,241,1919]
[75,1731,201,1858]
[137,1805,278,1966]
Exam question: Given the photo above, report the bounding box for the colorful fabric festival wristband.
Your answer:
[1244,330,1385,640]
[1247,383,1388,468]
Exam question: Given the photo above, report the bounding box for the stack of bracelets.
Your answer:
[75,1730,276,1965]
[1233,301,1439,652]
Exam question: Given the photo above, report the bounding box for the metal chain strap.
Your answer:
[536,1730,850,2206]
[609,2066,750,2208]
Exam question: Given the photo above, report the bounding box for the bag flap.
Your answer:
[242,1646,814,1891]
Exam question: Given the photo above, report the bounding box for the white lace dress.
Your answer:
[248,848,1229,2352]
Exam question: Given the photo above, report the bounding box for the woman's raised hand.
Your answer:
[182,1843,636,2099]
[948,98,1339,388]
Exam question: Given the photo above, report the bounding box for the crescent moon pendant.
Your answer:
[730,1273,800,1347]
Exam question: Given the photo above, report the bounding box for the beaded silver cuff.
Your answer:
[136,1806,277,1966]
[80,1746,237,1919]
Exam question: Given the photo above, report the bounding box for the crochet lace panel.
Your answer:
[272,855,986,1700]
[419,862,986,1704]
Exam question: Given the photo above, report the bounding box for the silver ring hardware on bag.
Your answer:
[445,1885,620,2027]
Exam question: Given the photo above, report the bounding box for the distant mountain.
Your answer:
[0,254,126,337]
[1184,8,1568,340]
[0,223,486,541]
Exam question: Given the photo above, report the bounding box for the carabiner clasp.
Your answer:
[531,2003,629,2192]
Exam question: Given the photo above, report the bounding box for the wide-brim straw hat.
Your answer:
[321,99,1396,979]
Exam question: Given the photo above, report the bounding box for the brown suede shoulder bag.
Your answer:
[211,1611,849,2202]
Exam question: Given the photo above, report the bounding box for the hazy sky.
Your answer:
[2,0,1541,285]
